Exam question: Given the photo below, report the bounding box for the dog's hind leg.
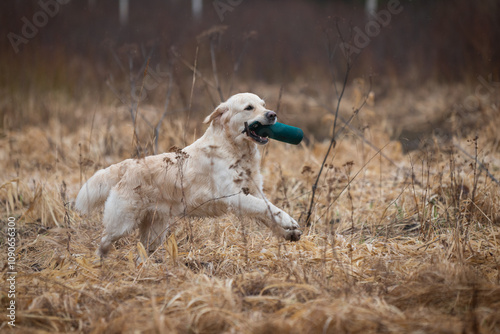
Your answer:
[139,211,169,254]
[98,190,138,257]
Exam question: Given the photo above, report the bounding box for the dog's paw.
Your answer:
[290,217,300,230]
[276,211,300,230]
[284,228,302,242]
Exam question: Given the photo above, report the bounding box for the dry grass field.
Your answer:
[1,2,499,331]
[1,71,500,333]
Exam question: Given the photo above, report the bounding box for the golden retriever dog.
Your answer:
[76,93,302,257]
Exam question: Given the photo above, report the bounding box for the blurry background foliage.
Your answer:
[0,0,499,131]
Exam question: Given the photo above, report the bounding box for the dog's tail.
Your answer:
[75,167,120,215]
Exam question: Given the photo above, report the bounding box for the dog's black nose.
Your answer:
[265,111,277,121]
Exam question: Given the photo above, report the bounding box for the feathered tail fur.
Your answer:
[75,168,120,214]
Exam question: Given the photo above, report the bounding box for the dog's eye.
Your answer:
[244,105,254,111]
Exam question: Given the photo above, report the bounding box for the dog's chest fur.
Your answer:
[227,151,262,195]
[200,144,262,193]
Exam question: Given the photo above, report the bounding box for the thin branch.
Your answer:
[188,46,199,116]
[313,142,392,227]
[137,44,157,82]
[128,51,137,124]
[170,47,216,90]
[324,27,339,100]
[228,31,256,96]
[305,61,352,226]
[210,35,224,102]
[184,45,199,146]
[106,78,155,129]
[109,45,125,73]
[127,50,144,157]
[317,101,399,169]
[305,20,365,226]
[454,141,500,187]
[134,44,158,124]
[154,69,174,154]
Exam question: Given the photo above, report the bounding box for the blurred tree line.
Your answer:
[1,0,498,93]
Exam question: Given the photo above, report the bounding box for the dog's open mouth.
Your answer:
[243,121,269,145]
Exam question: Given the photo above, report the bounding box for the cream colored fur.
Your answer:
[75,93,302,257]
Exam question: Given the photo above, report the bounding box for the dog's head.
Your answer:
[203,93,276,145]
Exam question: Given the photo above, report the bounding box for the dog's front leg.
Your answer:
[226,193,302,241]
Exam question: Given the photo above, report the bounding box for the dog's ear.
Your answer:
[203,103,229,124]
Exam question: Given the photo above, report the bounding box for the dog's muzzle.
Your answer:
[242,111,277,145]
[243,121,269,144]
